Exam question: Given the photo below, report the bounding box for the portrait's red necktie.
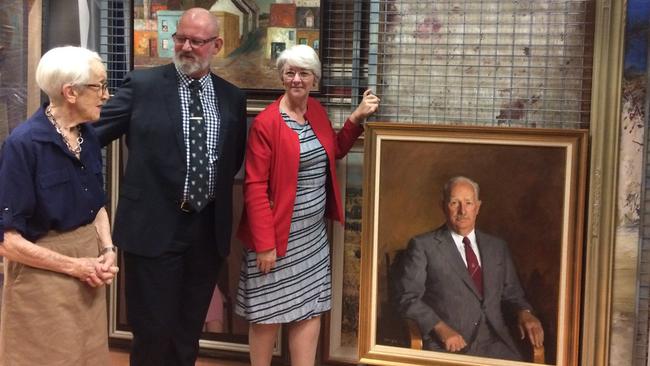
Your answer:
[463,236,483,297]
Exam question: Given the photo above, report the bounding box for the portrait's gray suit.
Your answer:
[394,225,532,360]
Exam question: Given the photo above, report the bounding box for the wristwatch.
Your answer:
[99,246,117,255]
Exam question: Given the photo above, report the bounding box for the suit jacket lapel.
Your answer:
[161,64,185,160]
[476,231,497,301]
[435,227,483,300]
[211,74,230,166]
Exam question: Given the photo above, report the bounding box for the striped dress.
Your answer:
[235,112,332,324]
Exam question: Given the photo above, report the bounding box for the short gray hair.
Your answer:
[276,45,321,81]
[36,46,103,102]
[442,176,480,203]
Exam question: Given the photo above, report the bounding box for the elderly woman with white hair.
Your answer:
[0,46,118,365]
[236,44,380,365]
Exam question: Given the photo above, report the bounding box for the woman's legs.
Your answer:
[249,323,281,366]
[249,316,321,366]
[288,316,321,366]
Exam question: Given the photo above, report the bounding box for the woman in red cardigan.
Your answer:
[236,45,379,366]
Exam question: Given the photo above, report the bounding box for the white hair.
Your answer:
[36,46,103,102]
[442,176,481,202]
[276,44,321,81]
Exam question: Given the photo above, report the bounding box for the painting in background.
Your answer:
[200,181,251,345]
[619,0,648,227]
[112,179,256,353]
[0,0,27,141]
[0,0,27,285]
[133,0,321,93]
[340,149,363,350]
[619,0,649,363]
[326,144,363,363]
[373,1,593,127]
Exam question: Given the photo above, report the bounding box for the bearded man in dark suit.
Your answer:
[394,176,544,361]
[93,8,246,366]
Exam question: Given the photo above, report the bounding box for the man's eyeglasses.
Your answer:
[83,82,109,94]
[283,71,313,81]
[171,33,217,48]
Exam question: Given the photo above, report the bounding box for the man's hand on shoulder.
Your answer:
[517,309,544,348]
[433,321,467,353]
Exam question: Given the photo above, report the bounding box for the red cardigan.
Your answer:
[237,96,363,257]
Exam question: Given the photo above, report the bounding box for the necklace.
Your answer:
[45,106,83,156]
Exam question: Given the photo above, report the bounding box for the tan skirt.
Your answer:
[0,224,109,366]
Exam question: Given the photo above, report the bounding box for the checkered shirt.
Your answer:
[176,66,221,200]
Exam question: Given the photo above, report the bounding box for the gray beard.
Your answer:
[173,54,209,77]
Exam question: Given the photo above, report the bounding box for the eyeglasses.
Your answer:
[283,70,313,81]
[171,33,217,48]
[83,82,109,94]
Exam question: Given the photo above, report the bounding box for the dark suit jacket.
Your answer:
[394,225,531,355]
[93,64,246,258]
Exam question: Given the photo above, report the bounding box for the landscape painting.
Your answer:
[133,0,321,94]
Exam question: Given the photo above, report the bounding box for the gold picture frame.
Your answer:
[358,123,588,366]
[323,141,364,364]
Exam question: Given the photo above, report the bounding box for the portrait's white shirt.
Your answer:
[449,229,482,267]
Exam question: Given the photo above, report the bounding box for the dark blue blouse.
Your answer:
[0,105,106,242]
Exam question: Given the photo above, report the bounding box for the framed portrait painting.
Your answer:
[358,123,588,366]
[132,0,322,98]
[323,141,364,364]
[106,132,283,360]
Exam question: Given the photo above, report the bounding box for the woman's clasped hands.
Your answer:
[74,251,119,287]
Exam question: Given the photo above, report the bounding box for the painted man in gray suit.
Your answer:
[394,176,544,361]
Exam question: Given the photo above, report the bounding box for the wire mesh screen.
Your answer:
[98,0,130,189]
[98,0,131,94]
[321,0,594,128]
[321,0,370,126]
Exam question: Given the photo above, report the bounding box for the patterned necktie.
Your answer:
[463,236,483,297]
[187,80,210,212]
